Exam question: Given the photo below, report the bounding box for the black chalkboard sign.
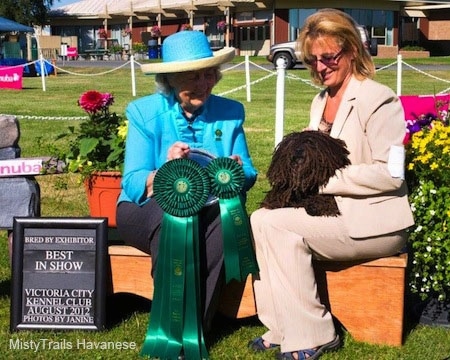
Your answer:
[10,217,108,331]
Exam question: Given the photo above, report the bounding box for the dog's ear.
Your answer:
[304,131,350,167]
[323,136,351,168]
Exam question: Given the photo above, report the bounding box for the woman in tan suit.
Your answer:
[248,8,414,360]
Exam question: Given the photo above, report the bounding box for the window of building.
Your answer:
[236,12,254,22]
[238,25,270,42]
[235,10,271,23]
[346,9,393,46]
[288,8,394,46]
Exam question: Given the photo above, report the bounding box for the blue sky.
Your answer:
[52,0,79,9]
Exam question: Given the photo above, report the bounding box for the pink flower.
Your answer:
[217,21,227,31]
[150,25,161,37]
[102,92,114,107]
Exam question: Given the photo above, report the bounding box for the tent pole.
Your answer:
[26,33,32,61]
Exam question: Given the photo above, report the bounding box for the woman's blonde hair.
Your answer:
[298,8,375,84]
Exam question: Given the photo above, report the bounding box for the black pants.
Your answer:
[116,200,224,332]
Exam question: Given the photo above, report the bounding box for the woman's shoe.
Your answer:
[275,335,341,360]
[248,337,279,352]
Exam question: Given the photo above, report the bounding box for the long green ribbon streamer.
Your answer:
[206,157,259,283]
[140,214,184,358]
[183,218,208,359]
[219,196,259,283]
[141,158,210,360]
[141,214,208,359]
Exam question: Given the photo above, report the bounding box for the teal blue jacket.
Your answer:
[118,92,257,205]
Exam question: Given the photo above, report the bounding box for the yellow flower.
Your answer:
[418,153,432,164]
[117,120,129,139]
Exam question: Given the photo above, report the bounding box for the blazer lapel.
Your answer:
[330,76,361,138]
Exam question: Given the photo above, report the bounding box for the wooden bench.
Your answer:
[84,49,109,60]
[108,240,407,346]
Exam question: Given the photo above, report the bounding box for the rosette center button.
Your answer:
[174,179,190,194]
[217,170,231,185]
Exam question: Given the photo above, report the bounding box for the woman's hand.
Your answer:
[167,141,190,161]
[145,170,157,198]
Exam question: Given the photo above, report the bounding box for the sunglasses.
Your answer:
[304,49,344,67]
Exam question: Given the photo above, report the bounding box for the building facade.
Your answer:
[47,0,450,58]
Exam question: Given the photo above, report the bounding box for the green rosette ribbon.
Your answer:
[141,158,210,360]
[205,157,259,283]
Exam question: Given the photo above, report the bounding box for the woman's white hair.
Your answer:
[154,67,223,95]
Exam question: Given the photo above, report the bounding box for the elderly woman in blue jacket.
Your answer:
[116,31,257,334]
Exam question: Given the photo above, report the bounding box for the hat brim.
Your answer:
[141,47,235,74]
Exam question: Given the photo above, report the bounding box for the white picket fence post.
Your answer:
[275,58,286,147]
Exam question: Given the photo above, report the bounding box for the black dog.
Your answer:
[261,131,351,216]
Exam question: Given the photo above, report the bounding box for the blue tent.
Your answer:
[0,16,34,33]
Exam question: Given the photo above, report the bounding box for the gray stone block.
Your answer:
[0,146,21,160]
[0,177,40,229]
[0,115,20,148]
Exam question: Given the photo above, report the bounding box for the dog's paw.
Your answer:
[304,196,341,217]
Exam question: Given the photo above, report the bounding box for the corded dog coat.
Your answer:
[261,131,350,216]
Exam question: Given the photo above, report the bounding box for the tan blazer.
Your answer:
[310,76,415,238]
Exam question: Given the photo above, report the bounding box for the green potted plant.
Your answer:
[404,96,450,325]
[57,90,128,226]
[131,42,147,60]
[109,44,123,60]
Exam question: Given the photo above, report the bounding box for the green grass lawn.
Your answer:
[0,56,449,359]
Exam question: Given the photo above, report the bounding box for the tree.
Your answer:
[0,0,55,26]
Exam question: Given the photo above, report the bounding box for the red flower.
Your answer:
[78,90,111,114]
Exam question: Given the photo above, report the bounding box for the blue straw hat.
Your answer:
[141,31,235,74]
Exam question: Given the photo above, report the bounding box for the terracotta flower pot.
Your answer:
[84,171,122,227]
